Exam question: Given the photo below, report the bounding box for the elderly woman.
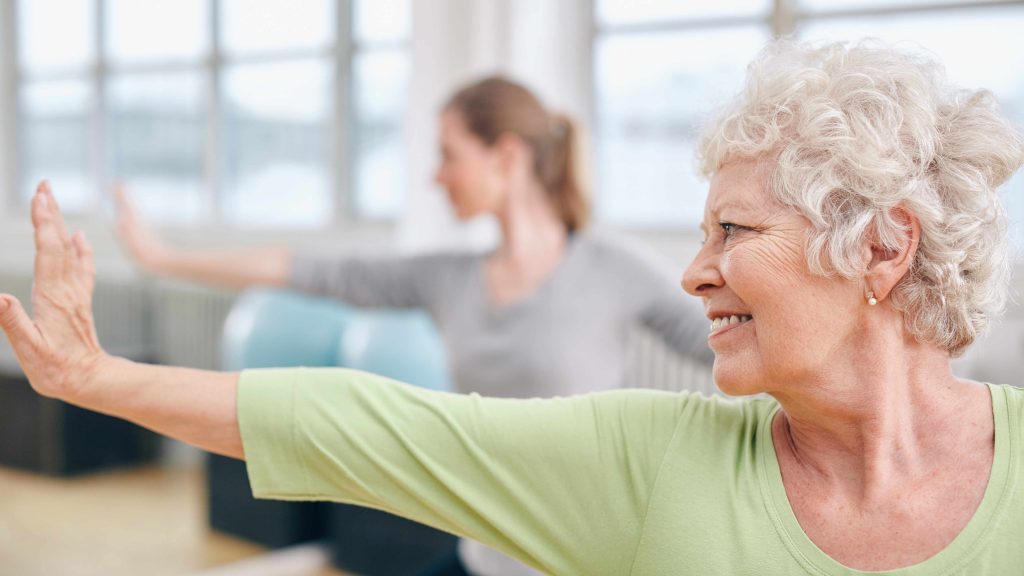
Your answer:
[2,40,1023,574]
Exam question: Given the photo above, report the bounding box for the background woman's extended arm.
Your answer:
[114,186,292,290]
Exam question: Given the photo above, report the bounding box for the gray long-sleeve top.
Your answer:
[288,230,712,575]
[290,231,711,398]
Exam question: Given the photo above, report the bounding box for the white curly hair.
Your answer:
[699,39,1024,355]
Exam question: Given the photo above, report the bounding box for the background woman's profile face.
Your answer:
[434,109,506,220]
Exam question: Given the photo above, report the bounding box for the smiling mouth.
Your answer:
[710,315,752,332]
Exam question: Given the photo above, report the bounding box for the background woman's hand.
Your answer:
[0,181,109,401]
[113,184,291,289]
[113,185,172,272]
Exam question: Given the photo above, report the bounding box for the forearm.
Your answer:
[150,247,292,290]
[71,356,244,459]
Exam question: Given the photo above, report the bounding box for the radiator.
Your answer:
[148,281,236,370]
[624,326,717,396]
[0,270,151,362]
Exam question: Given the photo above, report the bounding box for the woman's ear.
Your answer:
[865,206,920,302]
[493,133,530,176]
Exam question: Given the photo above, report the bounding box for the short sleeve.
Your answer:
[238,367,695,575]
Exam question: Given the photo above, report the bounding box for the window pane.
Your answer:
[596,0,770,26]
[20,80,92,211]
[353,0,411,44]
[17,0,95,73]
[220,0,333,56]
[221,60,332,227]
[106,0,209,65]
[594,27,768,227]
[352,50,408,219]
[799,7,1024,99]
[800,7,1024,246]
[107,72,205,224]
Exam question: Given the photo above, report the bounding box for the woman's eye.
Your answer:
[719,222,740,237]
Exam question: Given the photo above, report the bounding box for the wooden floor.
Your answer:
[0,463,348,576]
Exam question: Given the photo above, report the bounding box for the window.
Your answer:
[12,0,411,227]
[592,0,1024,241]
[593,0,771,229]
[797,3,1024,247]
[351,0,411,220]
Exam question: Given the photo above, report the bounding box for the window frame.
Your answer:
[589,0,1024,233]
[0,0,411,230]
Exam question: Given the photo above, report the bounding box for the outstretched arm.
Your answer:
[1,183,689,574]
[114,186,291,290]
[0,182,244,458]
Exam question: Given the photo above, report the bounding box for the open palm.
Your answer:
[0,181,107,400]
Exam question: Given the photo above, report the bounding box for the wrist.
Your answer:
[139,245,175,275]
[61,352,123,406]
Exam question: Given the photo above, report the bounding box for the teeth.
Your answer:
[710,315,752,331]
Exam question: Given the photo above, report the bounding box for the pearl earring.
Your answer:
[867,291,878,306]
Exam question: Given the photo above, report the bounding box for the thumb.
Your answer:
[0,295,40,350]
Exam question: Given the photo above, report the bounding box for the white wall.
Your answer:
[396,0,499,254]
[504,0,592,119]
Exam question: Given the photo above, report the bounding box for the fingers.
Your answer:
[32,181,72,247]
[72,231,96,294]
[32,182,70,284]
[72,231,94,269]
[0,294,42,354]
[112,184,140,240]
[113,183,127,214]
[113,183,138,220]
[33,181,71,244]
[113,183,128,205]
[32,181,93,289]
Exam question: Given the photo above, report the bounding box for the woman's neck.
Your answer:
[482,181,570,306]
[494,181,568,265]
[769,339,991,503]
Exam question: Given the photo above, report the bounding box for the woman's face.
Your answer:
[683,159,866,396]
[434,109,506,220]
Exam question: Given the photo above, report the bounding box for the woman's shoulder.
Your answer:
[572,229,658,260]
[384,249,485,279]
[678,392,778,435]
[993,383,1024,418]
[404,249,483,265]
[296,247,482,269]
[588,388,778,434]
[988,382,1024,403]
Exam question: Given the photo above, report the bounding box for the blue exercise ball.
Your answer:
[337,310,451,391]
[221,288,352,370]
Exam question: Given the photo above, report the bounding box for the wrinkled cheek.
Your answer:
[720,253,784,302]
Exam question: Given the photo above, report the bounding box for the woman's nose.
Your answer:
[682,242,724,297]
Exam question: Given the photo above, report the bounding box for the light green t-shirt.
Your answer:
[238,368,1022,575]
